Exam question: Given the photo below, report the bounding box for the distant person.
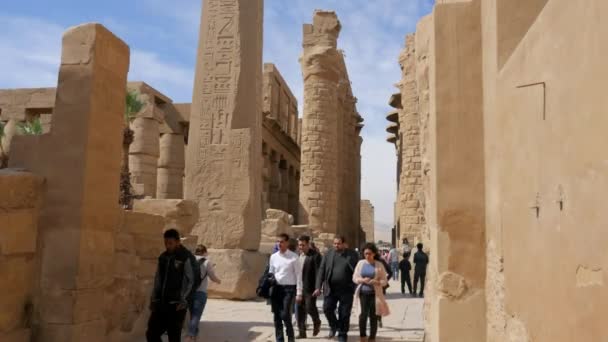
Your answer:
[353,243,390,341]
[388,246,400,280]
[269,233,303,342]
[185,245,222,342]
[413,243,429,297]
[402,238,411,255]
[296,236,322,339]
[399,252,413,296]
[146,229,194,342]
[314,236,360,342]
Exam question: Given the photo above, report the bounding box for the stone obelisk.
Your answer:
[185,0,265,299]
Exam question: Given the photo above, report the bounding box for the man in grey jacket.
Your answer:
[313,235,360,342]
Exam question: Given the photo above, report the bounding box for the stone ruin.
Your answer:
[388,0,608,341]
[0,23,196,342]
[0,2,371,342]
[299,11,366,249]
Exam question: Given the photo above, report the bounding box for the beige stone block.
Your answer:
[0,257,34,332]
[122,211,164,237]
[0,209,38,255]
[37,318,106,342]
[129,117,159,156]
[0,170,44,209]
[137,259,158,279]
[114,251,140,279]
[157,133,185,169]
[207,249,268,300]
[132,199,198,235]
[0,329,31,342]
[114,232,134,253]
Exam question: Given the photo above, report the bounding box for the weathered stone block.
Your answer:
[207,249,268,300]
[0,329,31,342]
[0,170,44,209]
[0,209,38,255]
[0,256,34,332]
[122,211,165,237]
[132,199,198,235]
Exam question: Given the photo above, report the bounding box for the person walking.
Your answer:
[146,229,194,342]
[269,233,303,342]
[314,236,360,342]
[185,245,222,342]
[413,243,429,297]
[353,243,390,342]
[402,238,411,255]
[388,246,399,281]
[296,235,322,339]
[399,252,413,296]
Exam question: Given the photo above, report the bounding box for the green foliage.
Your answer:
[125,91,144,123]
[18,118,43,135]
[0,121,4,138]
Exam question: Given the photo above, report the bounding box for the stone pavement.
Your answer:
[190,278,425,342]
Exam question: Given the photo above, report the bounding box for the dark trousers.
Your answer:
[359,292,378,338]
[401,271,413,294]
[145,303,187,342]
[323,291,354,340]
[271,285,296,342]
[296,293,321,336]
[414,272,426,296]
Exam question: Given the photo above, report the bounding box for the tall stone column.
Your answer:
[9,23,129,341]
[398,34,425,246]
[185,0,265,299]
[299,11,342,237]
[157,133,185,199]
[129,111,160,198]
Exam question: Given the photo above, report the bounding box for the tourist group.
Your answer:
[143,228,428,342]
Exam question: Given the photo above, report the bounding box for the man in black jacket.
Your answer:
[146,229,194,342]
[413,243,429,297]
[313,235,360,342]
[296,235,322,339]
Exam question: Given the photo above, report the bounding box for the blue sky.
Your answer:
[0,0,434,226]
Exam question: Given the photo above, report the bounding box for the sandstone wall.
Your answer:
[395,34,425,247]
[0,170,44,342]
[360,200,375,242]
[261,64,300,218]
[483,0,608,340]
[185,0,263,251]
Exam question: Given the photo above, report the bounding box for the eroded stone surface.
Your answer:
[185,0,263,251]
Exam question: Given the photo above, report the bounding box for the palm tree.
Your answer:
[119,91,144,209]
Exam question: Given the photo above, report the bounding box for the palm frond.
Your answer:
[125,91,144,123]
[18,118,43,135]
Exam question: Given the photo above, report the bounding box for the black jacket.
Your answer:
[301,249,322,295]
[399,259,412,273]
[413,250,429,274]
[315,248,360,296]
[151,245,194,306]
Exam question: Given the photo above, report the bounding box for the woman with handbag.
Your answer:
[352,243,391,342]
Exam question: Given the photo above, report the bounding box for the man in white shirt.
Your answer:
[269,233,303,342]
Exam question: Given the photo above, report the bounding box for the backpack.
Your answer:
[187,253,203,302]
[256,264,275,299]
[198,257,208,283]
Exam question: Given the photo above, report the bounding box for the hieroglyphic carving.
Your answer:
[186,0,262,253]
[198,0,237,146]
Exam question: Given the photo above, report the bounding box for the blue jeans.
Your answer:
[391,262,399,280]
[187,291,208,337]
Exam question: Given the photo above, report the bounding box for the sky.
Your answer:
[0,0,434,226]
